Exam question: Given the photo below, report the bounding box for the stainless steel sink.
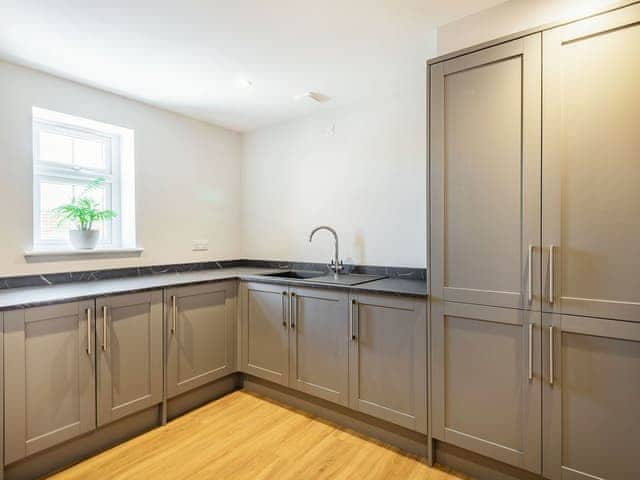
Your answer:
[309,273,386,286]
[262,271,385,286]
[263,270,325,280]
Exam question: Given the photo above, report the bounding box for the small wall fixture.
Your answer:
[295,92,331,103]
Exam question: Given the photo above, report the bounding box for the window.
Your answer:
[32,107,135,250]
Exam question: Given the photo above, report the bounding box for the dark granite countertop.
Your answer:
[0,267,427,311]
[0,268,278,310]
[238,273,427,297]
[350,278,428,296]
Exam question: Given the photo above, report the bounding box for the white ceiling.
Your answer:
[0,1,503,131]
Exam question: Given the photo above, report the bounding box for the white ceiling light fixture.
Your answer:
[294,91,331,103]
[238,78,253,88]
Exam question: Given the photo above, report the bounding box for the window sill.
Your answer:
[24,247,144,262]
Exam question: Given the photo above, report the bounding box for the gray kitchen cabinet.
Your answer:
[543,314,640,480]
[0,312,4,473]
[240,282,290,386]
[430,33,542,311]
[348,293,427,433]
[166,281,237,398]
[427,1,640,476]
[288,286,349,406]
[4,301,96,465]
[431,301,541,473]
[96,291,163,426]
[240,281,429,417]
[542,4,640,322]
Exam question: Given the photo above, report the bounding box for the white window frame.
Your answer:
[32,108,135,251]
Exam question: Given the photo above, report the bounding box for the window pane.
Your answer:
[39,182,73,241]
[39,180,112,244]
[39,131,72,165]
[74,137,106,170]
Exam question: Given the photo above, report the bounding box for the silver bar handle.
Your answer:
[350,299,356,340]
[86,308,92,355]
[528,244,533,304]
[549,326,554,386]
[102,305,108,351]
[351,299,358,340]
[290,292,296,329]
[171,295,177,335]
[549,245,555,304]
[528,323,533,381]
[282,291,288,327]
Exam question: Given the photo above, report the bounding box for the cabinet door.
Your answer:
[431,301,541,473]
[4,301,96,464]
[166,281,237,398]
[543,314,640,480]
[348,293,427,433]
[240,282,290,386]
[430,34,541,310]
[289,287,349,406]
[0,312,4,470]
[96,291,163,426]
[542,3,640,321]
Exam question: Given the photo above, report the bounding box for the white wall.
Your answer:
[0,60,242,277]
[2,23,433,275]
[437,0,617,55]
[241,91,427,268]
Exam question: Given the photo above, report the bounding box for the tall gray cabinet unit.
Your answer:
[540,4,640,479]
[430,33,543,474]
[429,3,640,479]
[166,281,237,398]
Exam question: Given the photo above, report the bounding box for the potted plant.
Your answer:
[53,178,118,250]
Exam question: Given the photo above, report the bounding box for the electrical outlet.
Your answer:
[327,123,335,136]
[192,240,209,251]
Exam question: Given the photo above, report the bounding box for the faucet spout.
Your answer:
[308,225,343,274]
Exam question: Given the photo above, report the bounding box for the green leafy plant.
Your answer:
[53,178,117,231]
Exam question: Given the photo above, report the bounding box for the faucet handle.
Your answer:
[328,259,344,273]
[335,260,344,273]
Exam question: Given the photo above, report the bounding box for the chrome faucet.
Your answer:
[308,226,344,274]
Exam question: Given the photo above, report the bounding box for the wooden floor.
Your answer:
[50,390,468,480]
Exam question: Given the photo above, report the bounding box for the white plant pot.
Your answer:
[69,230,100,250]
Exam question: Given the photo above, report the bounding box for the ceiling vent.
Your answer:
[295,92,331,103]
